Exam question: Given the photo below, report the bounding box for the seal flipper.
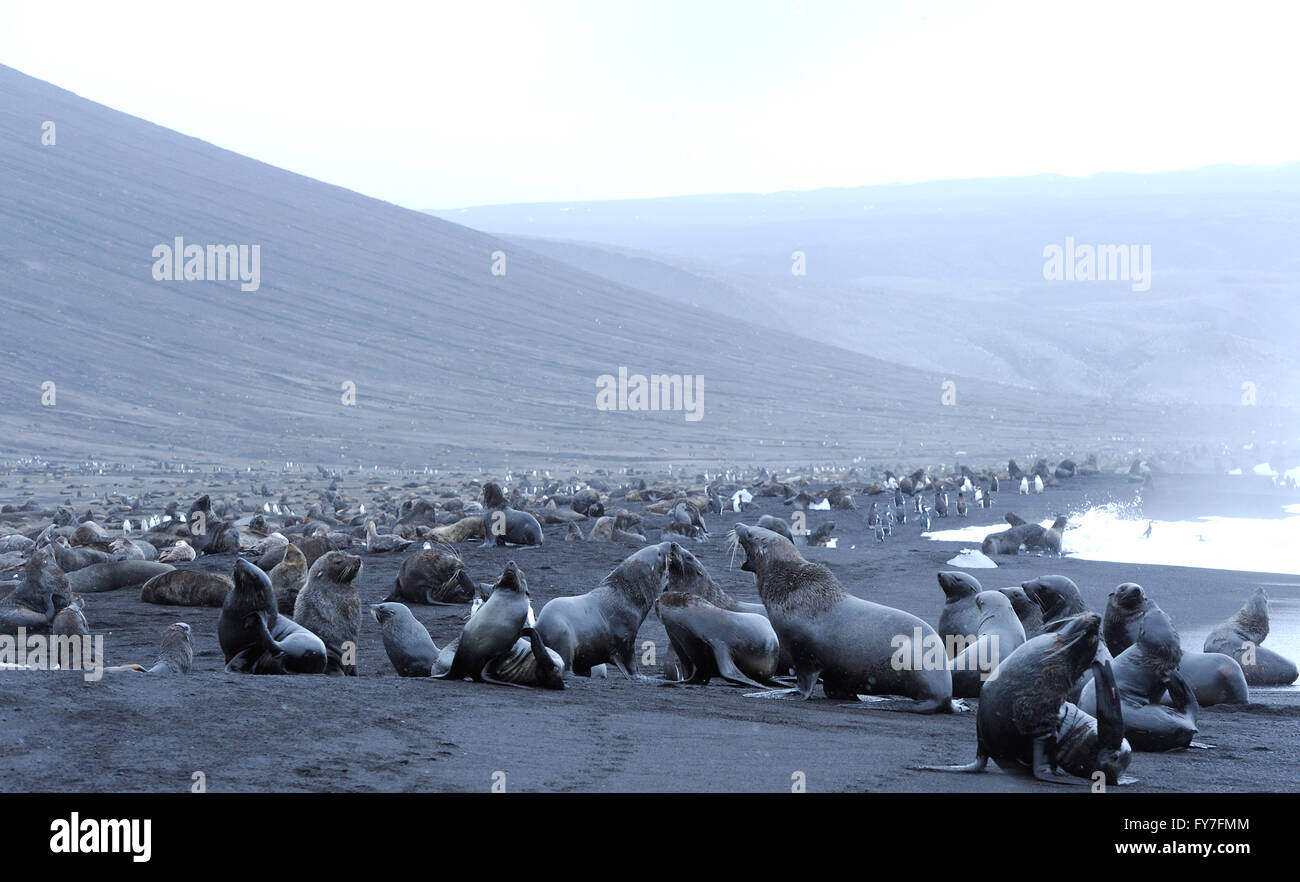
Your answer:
[1032,737,1085,785]
[1005,512,1028,526]
[480,657,533,689]
[1092,659,1125,752]
[916,751,988,773]
[1163,668,1200,726]
[793,666,820,699]
[706,639,768,689]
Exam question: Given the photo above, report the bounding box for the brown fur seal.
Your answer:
[365,520,413,553]
[1203,588,1298,686]
[1102,582,1149,655]
[386,547,476,605]
[479,482,543,547]
[293,552,363,676]
[139,570,233,607]
[535,542,677,677]
[219,559,327,674]
[0,549,70,635]
[730,524,954,712]
[255,534,340,571]
[920,614,1133,784]
[656,592,780,688]
[270,543,309,615]
[1080,606,1198,751]
[436,561,530,682]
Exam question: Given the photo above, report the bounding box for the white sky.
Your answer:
[3,0,1298,208]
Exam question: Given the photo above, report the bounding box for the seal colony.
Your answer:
[0,458,1295,792]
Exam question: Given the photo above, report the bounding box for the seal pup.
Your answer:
[730,524,954,712]
[436,561,530,682]
[294,551,364,676]
[139,570,232,607]
[0,549,69,635]
[387,548,476,605]
[1079,606,1198,751]
[920,614,1133,784]
[270,543,309,615]
[479,482,543,547]
[218,559,327,674]
[371,602,441,677]
[656,592,781,688]
[535,542,677,677]
[51,537,113,571]
[948,591,1026,698]
[1203,588,1298,686]
[431,516,485,544]
[936,572,983,657]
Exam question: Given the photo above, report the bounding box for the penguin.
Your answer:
[956,492,968,517]
[866,502,879,527]
[990,475,999,493]
[874,522,886,542]
[935,490,948,518]
[1019,477,1030,495]
[1033,475,1044,494]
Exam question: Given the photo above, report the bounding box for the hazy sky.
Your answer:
[4,1,1298,208]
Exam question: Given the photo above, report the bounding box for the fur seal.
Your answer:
[66,560,174,593]
[479,482,543,547]
[948,591,1026,698]
[981,515,1067,556]
[921,614,1133,784]
[1102,583,1249,707]
[1021,575,1089,627]
[371,602,440,677]
[52,594,89,637]
[139,570,232,607]
[51,537,113,571]
[757,515,793,541]
[936,572,983,657]
[1203,588,1298,686]
[365,520,413,553]
[0,549,69,635]
[535,542,676,677]
[1080,606,1198,751]
[999,586,1046,638]
[387,548,476,605]
[656,592,781,688]
[270,543,309,615]
[186,495,241,554]
[218,559,327,674]
[436,561,530,682]
[145,623,194,674]
[731,524,954,712]
[293,551,363,676]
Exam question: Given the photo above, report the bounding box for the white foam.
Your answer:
[926,503,1300,576]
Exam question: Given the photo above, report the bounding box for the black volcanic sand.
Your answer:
[1,468,1297,793]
